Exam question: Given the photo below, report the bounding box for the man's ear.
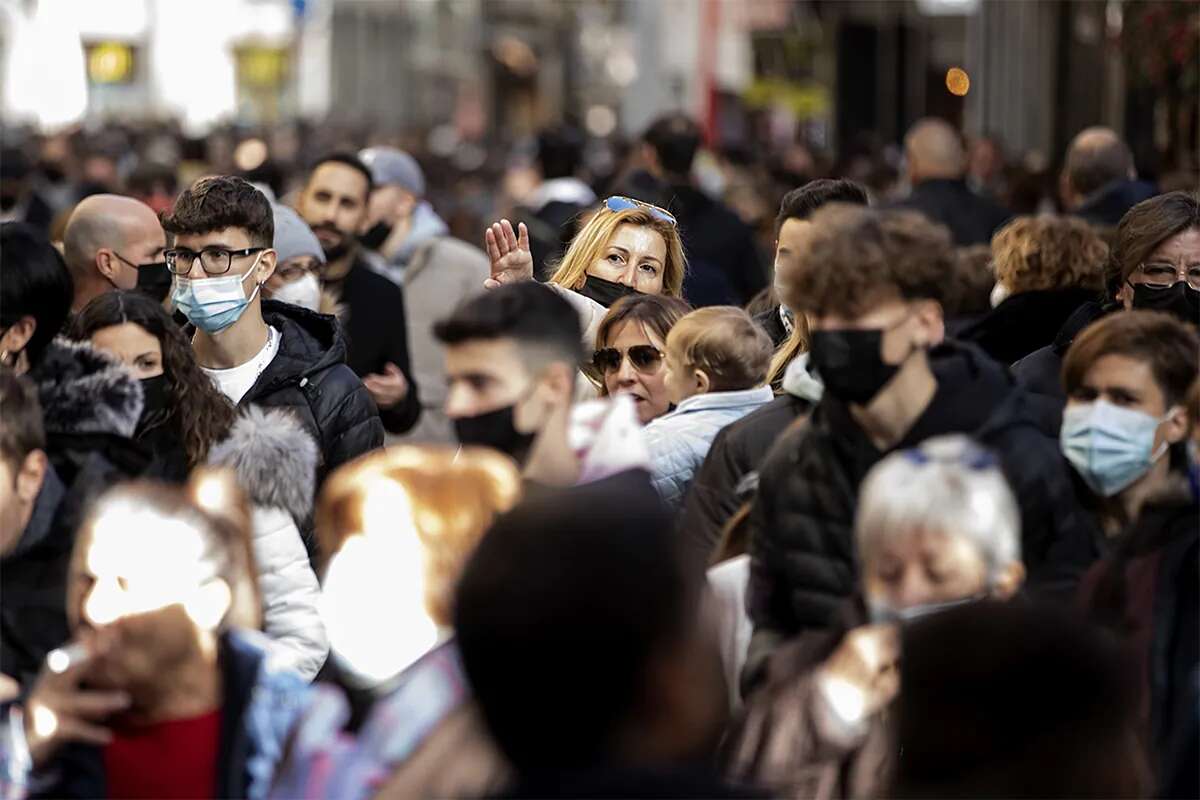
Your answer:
[95,248,119,282]
[16,450,47,505]
[256,249,277,284]
[914,300,945,347]
[541,362,576,406]
[1162,405,1190,446]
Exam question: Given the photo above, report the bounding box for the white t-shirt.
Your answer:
[201,326,281,405]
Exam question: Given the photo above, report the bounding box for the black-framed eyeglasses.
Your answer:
[593,345,665,376]
[1135,262,1200,291]
[164,247,265,276]
[113,252,168,271]
[603,196,677,227]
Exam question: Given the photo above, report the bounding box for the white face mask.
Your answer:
[269,272,321,312]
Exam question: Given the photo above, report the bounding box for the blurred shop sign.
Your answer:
[236,46,290,88]
[744,79,829,119]
[915,0,980,16]
[87,42,136,84]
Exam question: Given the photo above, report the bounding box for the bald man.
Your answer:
[1062,127,1156,228]
[62,194,168,312]
[890,118,1010,246]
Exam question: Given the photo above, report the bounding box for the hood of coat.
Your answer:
[253,299,349,393]
[207,405,318,522]
[31,338,144,438]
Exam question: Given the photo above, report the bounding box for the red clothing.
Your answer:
[104,709,222,799]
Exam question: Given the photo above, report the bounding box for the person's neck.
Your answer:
[381,214,414,261]
[522,407,579,488]
[192,303,270,370]
[1118,454,1173,526]
[322,247,359,282]
[125,630,222,724]
[850,353,938,451]
[71,280,111,314]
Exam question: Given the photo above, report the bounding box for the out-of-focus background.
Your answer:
[1,0,1196,254]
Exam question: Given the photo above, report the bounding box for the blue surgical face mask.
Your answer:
[172,255,264,334]
[1060,400,1171,497]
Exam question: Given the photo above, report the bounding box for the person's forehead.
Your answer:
[608,224,666,256]
[607,319,663,349]
[310,162,369,198]
[92,322,159,352]
[1083,353,1154,387]
[446,338,528,374]
[1147,229,1200,262]
[173,227,253,249]
[777,217,813,246]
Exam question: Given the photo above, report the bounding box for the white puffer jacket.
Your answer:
[208,407,329,681]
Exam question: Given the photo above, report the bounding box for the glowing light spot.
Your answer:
[32,706,57,740]
[234,139,269,172]
[946,67,970,97]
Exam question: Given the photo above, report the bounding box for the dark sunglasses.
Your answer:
[593,345,665,376]
[603,196,677,227]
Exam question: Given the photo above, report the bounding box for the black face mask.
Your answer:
[135,262,173,303]
[453,404,537,465]
[358,221,393,251]
[809,328,909,406]
[137,374,173,431]
[578,274,639,308]
[1132,282,1200,324]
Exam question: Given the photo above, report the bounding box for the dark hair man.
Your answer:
[512,125,597,274]
[1062,127,1157,229]
[0,222,74,374]
[295,152,421,435]
[161,175,383,482]
[454,472,733,796]
[743,205,1098,690]
[433,282,584,488]
[642,113,767,307]
[62,195,168,311]
[889,118,1010,246]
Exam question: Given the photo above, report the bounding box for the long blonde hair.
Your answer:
[550,206,687,298]
[766,311,810,392]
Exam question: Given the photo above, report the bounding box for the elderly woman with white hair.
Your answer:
[720,434,1026,800]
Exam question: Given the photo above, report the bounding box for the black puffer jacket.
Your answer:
[959,287,1100,366]
[745,341,1100,685]
[2,340,150,685]
[243,300,383,484]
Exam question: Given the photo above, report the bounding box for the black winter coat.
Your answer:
[1074,180,1158,229]
[959,287,1100,366]
[888,178,1010,246]
[677,394,810,571]
[244,301,384,484]
[1011,300,1112,438]
[666,184,767,307]
[745,341,1100,684]
[752,305,790,349]
[324,256,421,434]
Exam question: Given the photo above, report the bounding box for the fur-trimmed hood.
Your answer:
[31,338,143,438]
[207,405,318,522]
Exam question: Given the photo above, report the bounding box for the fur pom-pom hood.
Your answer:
[32,338,144,438]
[207,405,319,521]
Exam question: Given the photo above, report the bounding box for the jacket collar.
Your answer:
[245,300,346,400]
[671,385,774,415]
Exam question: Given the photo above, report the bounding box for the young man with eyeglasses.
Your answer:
[742,204,1100,691]
[161,175,383,486]
[62,194,168,313]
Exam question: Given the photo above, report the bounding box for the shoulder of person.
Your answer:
[428,235,490,268]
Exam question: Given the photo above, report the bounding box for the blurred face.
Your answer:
[89,323,163,380]
[265,255,321,293]
[599,321,670,424]
[444,338,534,421]
[1067,354,1185,453]
[1117,228,1200,309]
[365,184,416,230]
[810,298,944,366]
[297,163,370,261]
[863,529,990,610]
[773,218,812,308]
[68,514,229,696]
[586,224,667,295]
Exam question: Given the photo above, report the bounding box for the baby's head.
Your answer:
[663,306,772,404]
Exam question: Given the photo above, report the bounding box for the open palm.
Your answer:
[483,219,534,289]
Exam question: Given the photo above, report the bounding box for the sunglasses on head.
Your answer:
[592,345,665,375]
[603,196,677,227]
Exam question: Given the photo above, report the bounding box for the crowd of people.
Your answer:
[0,107,1196,800]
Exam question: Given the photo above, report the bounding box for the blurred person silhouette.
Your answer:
[1062,127,1157,230]
[890,600,1147,798]
[743,205,1098,689]
[643,307,774,510]
[960,215,1109,364]
[641,114,767,306]
[0,148,54,233]
[261,204,336,316]
[965,133,1007,201]
[124,161,178,217]
[724,436,1027,797]
[62,195,169,311]
[510,126,597,274]
[889,118,1010,246]
[29,472,309,799]
[358,146,491,444]
[1014,191,1199,435]
[296,153,421,435]
[941,244,995,337]
[270,445,522,799]
[163,175,384,484]
[454,472,740,798]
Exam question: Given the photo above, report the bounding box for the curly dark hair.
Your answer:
[161,175,274,247]
[71,291,237,467]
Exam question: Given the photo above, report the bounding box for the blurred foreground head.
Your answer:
[454,472,725,776]
[893,600,1146,798]
[315,445,521,687]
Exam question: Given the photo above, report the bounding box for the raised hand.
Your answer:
[483,219,534,289]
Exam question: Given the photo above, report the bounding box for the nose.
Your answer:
[617,264,637,287]
[443,384,475,420]
[614,353,637,386]
[893,568,933,609]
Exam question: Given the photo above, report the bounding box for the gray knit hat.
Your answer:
[272,204,325,265]
[359,146,425,197]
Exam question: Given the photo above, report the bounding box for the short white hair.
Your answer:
[855,435,1021,578]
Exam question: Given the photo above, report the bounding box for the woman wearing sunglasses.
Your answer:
[591,294,692,424]
[485,196,687,353]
